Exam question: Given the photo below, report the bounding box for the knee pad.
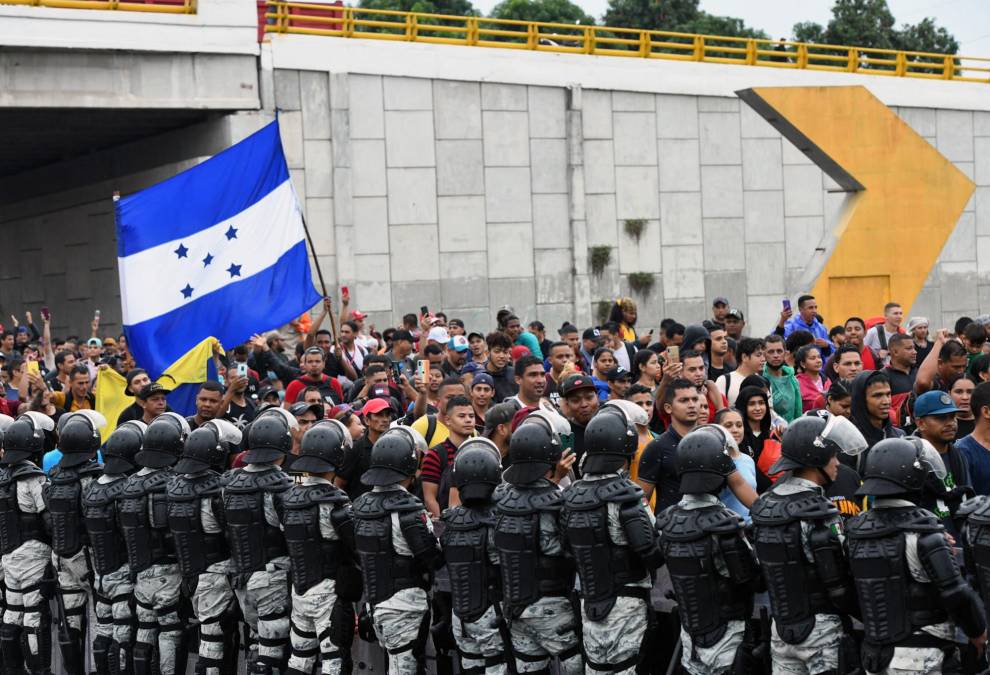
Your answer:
[132,642,155,675]
[93,635,114,675]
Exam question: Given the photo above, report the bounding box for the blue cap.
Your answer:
[913,390,961,418]
[471,373,495,390]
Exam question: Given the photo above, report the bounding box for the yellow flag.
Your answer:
[95,368,132,443]
[157,336,223,389]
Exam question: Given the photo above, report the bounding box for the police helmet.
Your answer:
[103,421,146,475]
[361,427,421,486]
[244,407,297,464]
[175,419,242,474]
[503,415,562,485]
[135,412,190,469]
[676,425,737,494]
[581,404,638,474]
[293,419,352,475]
[56,410,107,467]
[770,413,866,474]
[1,412,55,465]
[0,415,14,448]
[451,437,502,503]
[856,437,947,497]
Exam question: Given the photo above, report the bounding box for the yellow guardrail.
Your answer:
[0,0,195,13]
[264,1,990,84]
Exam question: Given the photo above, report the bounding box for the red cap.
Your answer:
[352,310,368,320]
[510,345,531,361]
[361,398,392,416]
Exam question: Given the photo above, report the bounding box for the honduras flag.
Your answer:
[115,121,321,379]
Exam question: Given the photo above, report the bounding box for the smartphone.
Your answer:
[390,362,402,382]
[94,309,101,321]
[236,362,248,378]
[420,305,429,318]
[40,306,50,322]
[26,361,39,376]
[667,345,680,363]
[341,286,349,295]
[782,299,791,311]
[417,359,429,383]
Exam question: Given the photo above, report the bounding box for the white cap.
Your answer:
[427,326,450,344]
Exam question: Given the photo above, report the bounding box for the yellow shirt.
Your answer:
[51,391,93,412]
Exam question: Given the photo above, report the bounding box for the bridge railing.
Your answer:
[0,0,194,13]
[263,1,990,84]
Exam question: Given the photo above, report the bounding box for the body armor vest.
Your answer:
[0,463,48,554]
[494,481,573,614]
[45,463,100,557]
[846,506,948,646]
[167,472,229,578]
[222,466,291,574]
[750,488,838,644]
[353,489,430,605]
[82,476,129,575]
[441,505,498,623]
[657,503,753,648]
[962,496,990,625]
[562,476,648,621]
[282,482,351,594]
[118,469,175,572]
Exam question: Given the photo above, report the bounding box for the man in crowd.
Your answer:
[441,335,469,379]
[469,373,495,433]
[636,378,699,512]
[908,316,934,364]
[913,390,972,533]
[284,346,345,406]
[512,354,547,409]
[831,345,863,385]
[421,395,475,518]
[545,341,577,408]
[335,397,394,500]
[52,365,95,412]
[783,295,833,357]
[958,382,990,497]
[717,337,765,407]
[849,370,902,461]
[559,373,599,471]
[484,332,518,401]
[724,308,746,341]
[706,325,733,381]
[863,301,904,363]
[763,334,802,422]
[916,332,969,395]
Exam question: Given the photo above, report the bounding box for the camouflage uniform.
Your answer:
[0,462,52,673]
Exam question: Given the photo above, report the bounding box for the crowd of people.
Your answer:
[3,290,990,674]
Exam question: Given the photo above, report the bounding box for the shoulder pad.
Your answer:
[282,483,349,509]
[658,504,743,541]
[751,491,837,525]
[441,505,494,530]
[497,483,562,515]
[48,466,78,483]
[223,467,290,493]
[697,504,746,534]
[960,495,990,524]
[848,506,941,539]
[166,475,196,501]
[85,477,128,505]
[383,490,426,512]
[79,462,103,478]
[352,492,386,518]
[11,463,45,480]
[597,476,643,503]
[0,468,11,486]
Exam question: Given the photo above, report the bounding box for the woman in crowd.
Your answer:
[632,349,662,393]
[591,347,616,402]
[794,344,830,413]
[607,297,649,346]
[715,408,758,521]
[735,386,780,492]
[951,374,977,439]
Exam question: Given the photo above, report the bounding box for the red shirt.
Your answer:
[421,439,458,485]
[284,374,344,405]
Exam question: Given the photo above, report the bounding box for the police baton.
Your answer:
[491,600,518,675]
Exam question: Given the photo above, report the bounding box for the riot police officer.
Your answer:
[281,419,356,675]
[494,412,583,675]
[168,418,242,675]
[84,420,145,675]
[656,425,760,675]
[440,438,508,675]
[849,437,987,674]
[0,412,55,674]
[562,403,662,675]
[750,414,864,675]
[118,412,188,675]
[223,407,295,674]
[353,426,441,675]
[45,410,106,674]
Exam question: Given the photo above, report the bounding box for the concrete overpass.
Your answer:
[2,0,989,338]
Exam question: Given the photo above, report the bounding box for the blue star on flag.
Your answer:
[227,263,242,278]
[202,253,214,267]
[174,243,189,259]
[225,226,238,240]
[181,284,194,299]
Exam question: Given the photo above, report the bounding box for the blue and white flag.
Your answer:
[115,121,321,378]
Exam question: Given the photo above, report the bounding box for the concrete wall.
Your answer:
[269,59,990,336]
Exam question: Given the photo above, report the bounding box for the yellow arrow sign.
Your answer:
[736,85,975,323]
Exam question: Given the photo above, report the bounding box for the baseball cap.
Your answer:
[137,382,170,400]
[256,385,280,402]
[361,398,394,417]
[427,326,450,344]
[582,328,601,341]
[483,401,518,437]
[712,296,729,306]
[289,402,325,420]
[448,335,470,352]
[510,345,530,361]
[560,374,596,397]
[448,318,465,331]
[471,373,495,390]
[606,366,631,382]
[124,368,148,396]
[726,309,744,320]
[352,310,368,320]
[913,390,961,418]
[370,384,391,399]
[87,337,103,347]
[906,317,930,332]
[467,331,484,342]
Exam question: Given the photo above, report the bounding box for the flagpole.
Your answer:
[299,212,342,350]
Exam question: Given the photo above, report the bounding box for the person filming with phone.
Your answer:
[783,294,834,358]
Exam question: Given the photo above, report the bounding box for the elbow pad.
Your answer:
[809,525,857,616]
[398,510,443,570]
[918,531,987,639]
[717,532,759,588]
[619,502,663,570]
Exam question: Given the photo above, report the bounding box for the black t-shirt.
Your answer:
[227,399,258,430]
[956,417,976,441]
[708,362,734,383]
[825,464,862,519]
[915,341,934,366]
[637,427,682,513]
[883,365,917,396]
[338,433,374,501]
[545,375,561,410]
[569,420,587,478]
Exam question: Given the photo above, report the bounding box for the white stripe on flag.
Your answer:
[119,180,306,326]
